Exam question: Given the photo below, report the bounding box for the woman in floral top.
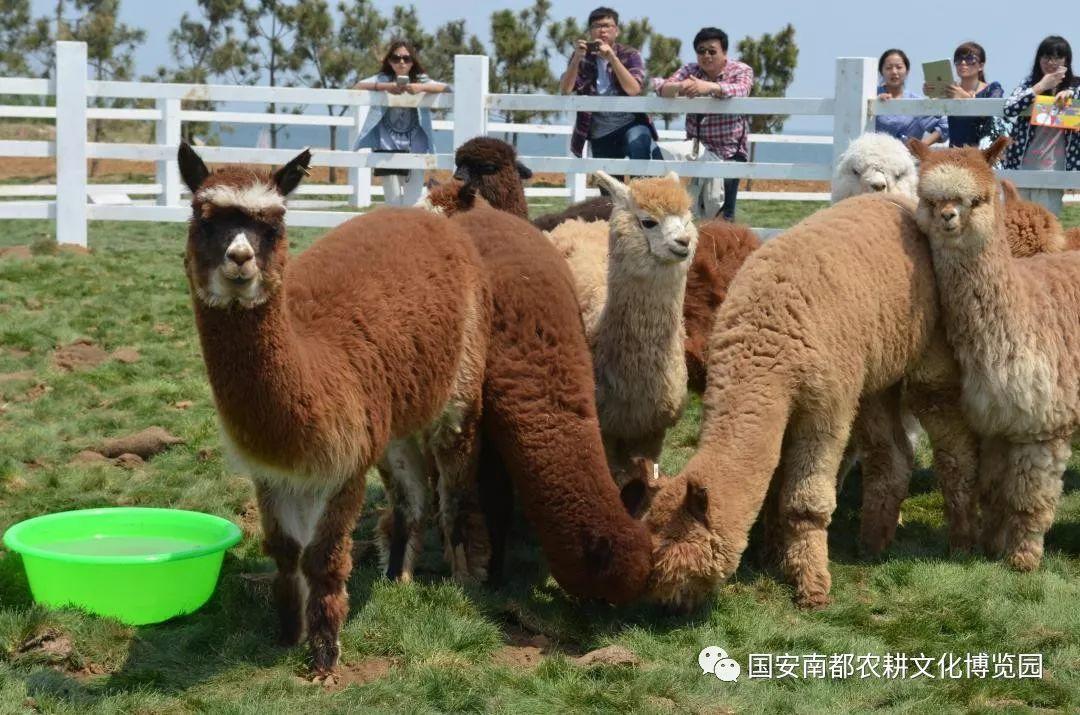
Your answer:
[1002,35,1080,214]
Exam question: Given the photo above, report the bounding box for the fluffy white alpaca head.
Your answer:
[832,133,918,203]
[595,170,698,277]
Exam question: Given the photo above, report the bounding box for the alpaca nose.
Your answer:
[225,234,255,265]
[674,235,691,249]
[868,178,887,192]
[940,207,959,223]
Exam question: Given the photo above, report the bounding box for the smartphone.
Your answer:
[395,75,409,87]
[586,40,600,53]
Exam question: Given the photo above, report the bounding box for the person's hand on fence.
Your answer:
[682,77,708,98]
[404,83,424,95]
[877,92,892,101]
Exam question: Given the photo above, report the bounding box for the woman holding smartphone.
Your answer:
[925,42,1003,148]
[1002,36,1080,213]
[353,40,449,205]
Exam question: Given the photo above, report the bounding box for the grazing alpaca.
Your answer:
[999,179,1066,256]
[178,143,491,674]
[640,193,944,611]
[831,133,918,202]
[549,171,697,486]
[910,136,1080,572]
[453,198,654,601]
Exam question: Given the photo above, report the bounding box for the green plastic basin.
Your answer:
[2,507,242,625]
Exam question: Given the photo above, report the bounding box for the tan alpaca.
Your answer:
[177,144,490,675]
[548,171,696,486]
[910,137,1080,572]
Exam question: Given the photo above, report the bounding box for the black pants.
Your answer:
[720,152,747,221]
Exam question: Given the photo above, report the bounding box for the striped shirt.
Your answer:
[661,60,754,159]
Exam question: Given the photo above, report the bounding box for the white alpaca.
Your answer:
[832,133,918,202]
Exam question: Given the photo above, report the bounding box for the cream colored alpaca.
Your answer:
[548,171,696,486]
[911,137,1080,571]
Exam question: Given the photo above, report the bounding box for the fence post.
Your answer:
[832,57,877,175]
[570,171,587,202]
[156,98,181,206]
[348,104,371,207]
[453,55,488,150]
[55,41,88,247]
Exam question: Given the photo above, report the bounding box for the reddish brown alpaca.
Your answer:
[451,198,653,601]
[178,144,490,675]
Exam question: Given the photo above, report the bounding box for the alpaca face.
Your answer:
[831,134,918,202]
[186,201,286,309]
[177,143,311,309]
[641,474,729,611]
[597,170,697,274]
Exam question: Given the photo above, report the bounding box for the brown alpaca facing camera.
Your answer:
[178,143,491,676]
[910,136,1080,572]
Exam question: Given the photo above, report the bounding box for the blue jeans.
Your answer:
[720,152,747,221]
[589,122,661,160]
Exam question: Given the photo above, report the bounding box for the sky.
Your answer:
[29,0,1080,134]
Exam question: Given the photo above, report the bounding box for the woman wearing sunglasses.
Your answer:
[353,40,448,206]
[657,27,755,220]
[1001,35,1080,213]
[924,42,1003,148]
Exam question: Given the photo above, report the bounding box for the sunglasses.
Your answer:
[953,55,980,65]
[696,47,719,56]
[390,54,412,63]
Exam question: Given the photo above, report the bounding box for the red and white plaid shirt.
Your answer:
[659,59,754,159]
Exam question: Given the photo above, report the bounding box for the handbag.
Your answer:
[684,139,725,219]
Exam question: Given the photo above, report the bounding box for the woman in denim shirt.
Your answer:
[874,48,948,145]
[353,41,448,205]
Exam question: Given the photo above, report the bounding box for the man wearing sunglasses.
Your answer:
[658,27,754,220]
[559,6,659,162]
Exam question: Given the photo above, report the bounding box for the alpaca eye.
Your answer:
[640,218,658,229]
[971,197,983,208]
[852,167,861,176]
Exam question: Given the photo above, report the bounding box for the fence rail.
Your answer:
[0,44,1074,246]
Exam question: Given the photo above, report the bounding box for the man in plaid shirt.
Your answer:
[658,27,754,220]
[559,6,659,161]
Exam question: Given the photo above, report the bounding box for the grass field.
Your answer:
[1,203,1079,713]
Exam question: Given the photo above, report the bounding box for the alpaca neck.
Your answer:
[192,287,333,465]
[594,261,687,354]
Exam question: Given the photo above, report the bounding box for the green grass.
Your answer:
[0,205,1079,713]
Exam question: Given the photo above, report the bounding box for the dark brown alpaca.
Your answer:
[452,137,532,219]
[178,143,491,676]
[451,199,653,602]
[532,196,614,232]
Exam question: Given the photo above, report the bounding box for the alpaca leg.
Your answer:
[376,436,432,582]
[917,404,980,553]
[432,403,489,584]
[476,434,514,586]
[254,479,304,646]
[301,475,367,675]
[977,437,1011,558]
[1000,438,1069,572]
[778,408,853,608]
[852,388,914,557]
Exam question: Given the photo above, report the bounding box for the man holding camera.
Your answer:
[559,6,658,160]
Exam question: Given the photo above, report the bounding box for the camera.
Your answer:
[586,40,601,53]
[395,75,409,87]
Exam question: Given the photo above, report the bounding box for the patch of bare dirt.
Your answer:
[173,400,194,410]
[71,450,109,464]
[0,246,32,260]
[23,297,42,310]
[51,339,109,372]
[111,347,140,364]
[153,323,175,336]
[14,629,107,679]
[572,645,640,668]
[98,426,183,459]
[238,499,261,538]
[0,371,35,383]
[313,657,396,689]
[14,382,49,403]
[493,628,553,668]
[196,447,216,461]
[113,453,145,470]
[5,347,31,358]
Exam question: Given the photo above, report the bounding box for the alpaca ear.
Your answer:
[619,460,662,518]
[178,141,210,193]
[515,160,533,180]
[665,170,680,184]
[982,136,1011,166]
[906,137,929,163]
[595,170,630,207]
[684,479,710,527]
[273,147,312,196]
[1000,179,1020,204]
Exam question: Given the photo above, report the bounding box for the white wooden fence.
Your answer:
[0,42,1076,246]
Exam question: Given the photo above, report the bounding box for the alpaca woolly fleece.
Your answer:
[832,133,918,202]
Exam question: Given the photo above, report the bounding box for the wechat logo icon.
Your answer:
[698,646,741,682]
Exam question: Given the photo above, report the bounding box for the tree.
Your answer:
[424,18,484,84]
[384,4,431,52]
[545,16,581,59]
[736,23,798,135]
[620,18,651,54]
[0,0,53,77]
[489,0,556,140]
[153,0,254,143]
[293,0,385,181]
[241,0,306,148]
[647,33,682,129]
